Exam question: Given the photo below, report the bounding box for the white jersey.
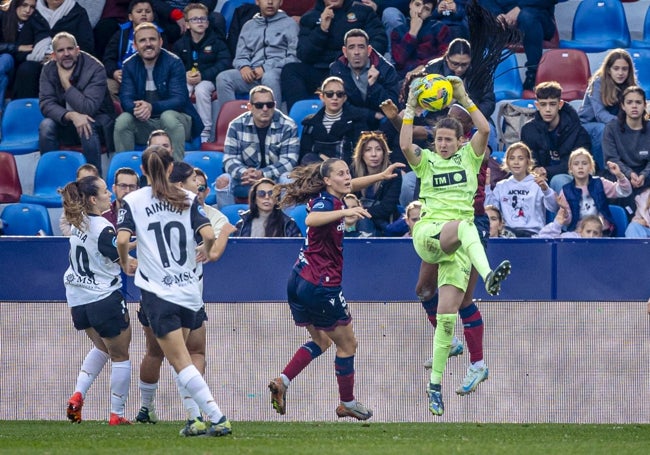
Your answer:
[117,187,211,311]
[64,215,122,307]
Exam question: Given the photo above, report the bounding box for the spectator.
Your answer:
[520,81,592,194]
[432,0,468,40]
[172,2,230,142]
[113,22,203,160]
[299,76,367,165]
[103,0,162,103]
[341,193,368,237]
[150,0,217,46]
[216,0,298,112]
[14,0,94,99]
[103,167,139,226]
[38,31,115,173]
[625,188,650,238]
[485,141,558,237]
[93,0,130,59]
[0,0,37,113]
[556,148,631,237]
[537,209,604,239]
[579,49,637,172]
[280,0,388,112]
[485,204,516,238]
[215,85,298,208]
[233,178,302,237]
[383,0,450,78]
[351,130,402,236]
[329,28,399,129]
[480,0,556,91]
[193,167,234,238]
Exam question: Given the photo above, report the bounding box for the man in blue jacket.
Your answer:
[114,22,202,160]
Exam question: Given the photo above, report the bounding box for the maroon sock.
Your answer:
[282,345,315,381]
[460,304,484,363]
[336,373,355,403]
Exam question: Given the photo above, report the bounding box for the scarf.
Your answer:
[26,0,77,62]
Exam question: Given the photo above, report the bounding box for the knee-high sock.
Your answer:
[335,355,355,403]
[74,347,110,397]
[457,220,491,280]
[139,379,158,410]
[282,341,323,381]
[171,366,201,420]
[459,303,484,363]
[430,313,457,384]
[110,360,131,416]
[177,365,223,424]
[421,294,439,327]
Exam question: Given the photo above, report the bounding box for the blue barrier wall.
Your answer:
[1,237,649,302]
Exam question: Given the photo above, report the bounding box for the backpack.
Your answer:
[496,101,536,151]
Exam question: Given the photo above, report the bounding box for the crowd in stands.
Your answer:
[1,0,650,239]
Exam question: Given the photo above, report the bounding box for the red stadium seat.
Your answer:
[0,151,22,203]
[522,49,591,101]
[200,100,249,152]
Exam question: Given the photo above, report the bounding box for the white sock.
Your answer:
[177,365,223,424]
[472,360,486,369]
[75,348,110,396]
[170,366,201,420]
[110,360,131,416]
[139,379,158,410]
[280,374,290,388]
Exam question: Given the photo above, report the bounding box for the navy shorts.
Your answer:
[137,302,207,330]
[474,214,489,249]
[287,270,351,331]
[71,290,130,338]
[140,289,204,337]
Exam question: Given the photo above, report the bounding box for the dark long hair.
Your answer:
[2,0,32,43]
[617,86,648,133]
[247,178,286,237]
[59,176,102,231]
[277,158,343,208]
[142,145,189,211]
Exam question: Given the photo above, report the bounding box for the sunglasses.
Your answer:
[252,101,276,110]
[323,90,346,99]
[256,190,274,198]
[360,130,386,139]
[197,184,207,192]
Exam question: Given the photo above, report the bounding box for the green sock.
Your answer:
[430,313,457,384]
[457,220,491,280]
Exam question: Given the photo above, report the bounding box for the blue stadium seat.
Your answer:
[106,151,144,191]
[559,0,630,52]
[289,99,323,137]
[221,0,256,34]
[184,151,224,205]
[631,6,650,49]
[20,151,86,208]
[609,204,629,238]
[220,203,249,226]
[0,151,22,203]
[628,48,650,93]
[1,203,53,235]
[0,98,44,155]
[493,52,523,101]
[290,204,308,236]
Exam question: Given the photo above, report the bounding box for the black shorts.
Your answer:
[71,290,130,338]
[137,302,207,330]
[140,289,205,337]
[287,270,351,331]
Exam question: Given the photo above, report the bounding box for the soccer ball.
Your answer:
[417,74,453,112]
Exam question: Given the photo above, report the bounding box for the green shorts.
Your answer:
[412,220,471,292]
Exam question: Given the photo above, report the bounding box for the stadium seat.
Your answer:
[559,0,630,52]
[1,203,53,235]
[493,52,523,102]
[627,48,650,93]
[220,203,248,226]
[522,49,590,101]
[289,99,323,137]
[290,204,308,236]
[221,0,256,34]
[631,7,650,49]
[0,98,44,155]
[20,151,86,208]
[609,204,629,238]
[184,151,224,205]
[106,151,144,191]
[0,151,22,203]
[200,100,249,151]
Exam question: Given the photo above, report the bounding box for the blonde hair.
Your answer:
[568,147,596,176]
[405,200,422,219]
[502,142,535,174]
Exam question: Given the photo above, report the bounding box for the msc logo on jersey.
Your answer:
[431,169,467,187]
[162,272,194,287]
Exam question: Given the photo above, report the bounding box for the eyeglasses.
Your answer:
[197,184,207,192]
[446,58,470,69]
[115,183,138,191]
[252,101,276,110]
[256,190,274,198]
[188,16,209,23]
[323,90,346,99]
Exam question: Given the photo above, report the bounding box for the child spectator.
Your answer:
[431,0,468,40]
[625,188,650,238]
[485,141,558,237]
[485,204,515,238]
[537,210,604,239]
